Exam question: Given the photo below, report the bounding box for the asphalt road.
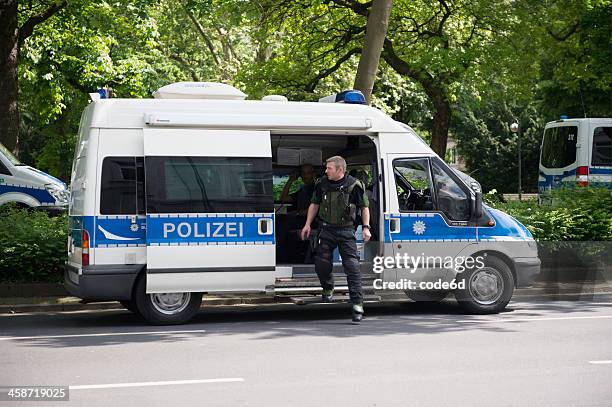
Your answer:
[1,295,611,407]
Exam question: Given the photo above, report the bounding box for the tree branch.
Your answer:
[305,47,361,92]
[183,5,220,66]
[545,22,579,42]
[18,0,66,48]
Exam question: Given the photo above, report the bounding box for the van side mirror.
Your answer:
[473,191,483,219]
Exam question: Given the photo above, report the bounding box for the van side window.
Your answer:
[592,127,612,166]
[145,156,273,214]
[100,157,145,215]
[393,158,435,212]
[431,159,471,221]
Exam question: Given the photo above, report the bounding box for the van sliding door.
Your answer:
[143,129,275,293]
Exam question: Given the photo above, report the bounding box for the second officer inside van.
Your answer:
[300,156,371,323]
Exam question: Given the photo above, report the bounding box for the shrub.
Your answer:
[0,205,68,282]
[485,187,612,241]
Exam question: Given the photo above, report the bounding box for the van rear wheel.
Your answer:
[134,275,202,325]
[455,256,514,314]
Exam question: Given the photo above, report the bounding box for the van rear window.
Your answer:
[145,157,273,214]
[541,126,578,168]
[100,157,145,215]
[592,127,612,166]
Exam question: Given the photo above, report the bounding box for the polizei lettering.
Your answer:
[163,221,244,239]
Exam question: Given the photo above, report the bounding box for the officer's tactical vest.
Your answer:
[317,175,364,226]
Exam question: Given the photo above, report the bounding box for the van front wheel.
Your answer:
[455,256,514,314]
[134,275,202,325]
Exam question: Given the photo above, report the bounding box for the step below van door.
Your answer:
[143,128,275,293]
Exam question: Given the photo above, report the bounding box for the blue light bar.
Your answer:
[560,115,569,119]
[97,89,107,99]
[335,90,366,104]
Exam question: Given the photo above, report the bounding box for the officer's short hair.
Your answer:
[326,156,346,172]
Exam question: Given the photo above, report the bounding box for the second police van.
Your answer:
[539,117,612,196]
[65,82,541,325]
[0,142,69,210]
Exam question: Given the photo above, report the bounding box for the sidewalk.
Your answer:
[1,281,611,314]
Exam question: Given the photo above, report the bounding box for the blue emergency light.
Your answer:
[560,115,569,119]
[335,90,366,104]
[318,90,367,104]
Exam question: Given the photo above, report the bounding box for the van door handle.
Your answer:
[258,218,273,235]
[389,218,400,233]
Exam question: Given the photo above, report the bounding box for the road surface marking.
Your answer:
[589,360,612,365]
[458,315,612,323]
[70,378,244,390]
[0,329,206,341]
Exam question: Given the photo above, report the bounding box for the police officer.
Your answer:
[300,156,371,323]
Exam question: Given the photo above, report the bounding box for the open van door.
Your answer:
[143,129,275,293]
[384,153,477,288]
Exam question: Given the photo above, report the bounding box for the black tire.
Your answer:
[405,290,449,302]
[133,275,203,325]
[455,255,514,314]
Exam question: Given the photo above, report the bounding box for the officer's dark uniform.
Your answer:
[310,174,368,306]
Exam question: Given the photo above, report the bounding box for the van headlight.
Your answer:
[45,184,69,204]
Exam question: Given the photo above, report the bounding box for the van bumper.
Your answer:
[512,257,541,288]
[64,263,142,301]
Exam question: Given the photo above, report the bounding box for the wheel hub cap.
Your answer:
[150,292,191,315]
[469,267,504,305]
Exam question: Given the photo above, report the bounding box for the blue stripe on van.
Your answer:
[590,167,612,175]
[71,214,275,248]
[0,184,55,204]
[538,168,577,191]
[96,216,146,247]
[383,211,531,243]
[146,213,274,246]
[539,167,612,192]
[384,213,477,242]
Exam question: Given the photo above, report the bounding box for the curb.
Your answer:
[0,296,280,314]
[1,286,611,314]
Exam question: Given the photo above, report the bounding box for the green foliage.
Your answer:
[12,0,611,186]
[485,187,612,241]
[0,205,68,282]
[452,100,543,193]
[532,0,612,120]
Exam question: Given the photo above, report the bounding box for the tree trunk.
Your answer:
[353,0,393,104]
[0,0,19,154]
[429,91,451,157]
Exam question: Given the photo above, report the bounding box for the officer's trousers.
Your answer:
[314,226,363,304]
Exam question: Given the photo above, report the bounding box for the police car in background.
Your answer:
[64,82,541,325]
[0,142,69,210]
[539,117,612,197]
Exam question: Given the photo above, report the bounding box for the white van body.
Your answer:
[65,82,540,324]
[538,118,612,195]
[0,143,68,209]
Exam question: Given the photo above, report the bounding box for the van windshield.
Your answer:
[0,142,21,166]
[541,126,578,168]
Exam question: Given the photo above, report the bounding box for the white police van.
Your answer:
[539,117,612,195]
[0,142,68,209]
[65,82,540,325]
